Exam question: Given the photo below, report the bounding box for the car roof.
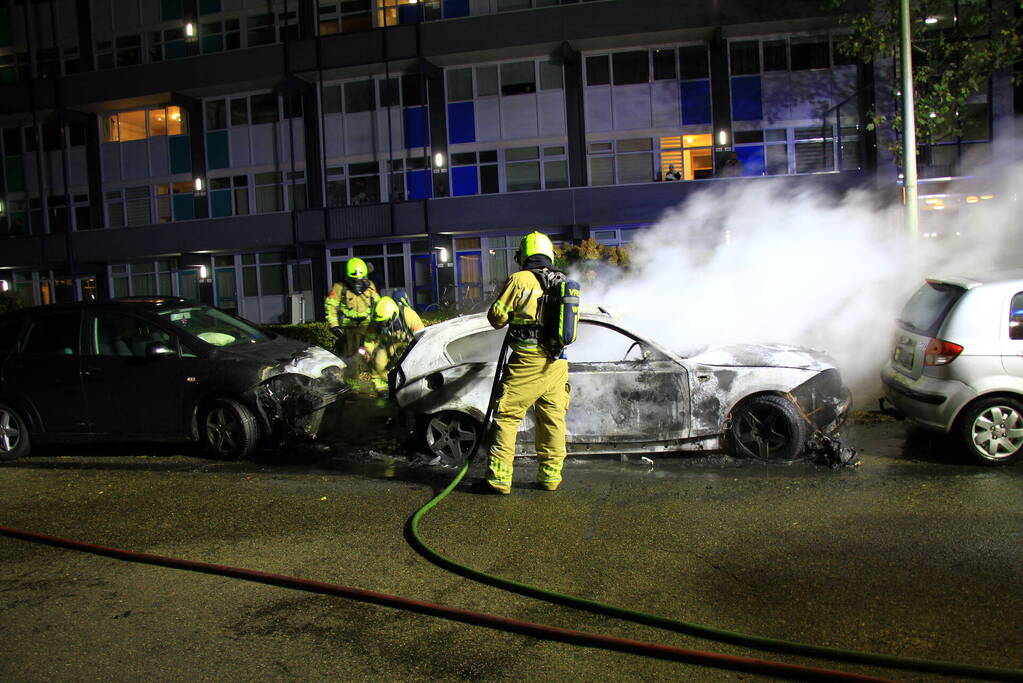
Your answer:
[0,297,200,320]
[927,269,1023,290]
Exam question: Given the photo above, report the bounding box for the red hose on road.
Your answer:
[0,524,892,682]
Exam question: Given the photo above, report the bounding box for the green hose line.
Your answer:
[406,463,1023,682]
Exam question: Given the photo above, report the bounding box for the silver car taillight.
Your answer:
[924,338,963,366]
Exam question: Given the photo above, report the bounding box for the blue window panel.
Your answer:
[681,80,711,126]
[172,194,194,221]
[398,3,423,23]
[210,189,233,217]
[206,130,229,170]
[447,102,475,144]
[451,166,478,196]
[169,135,191,174]
[731,75,763,121]
[406,170,433,200]
[403,107,430,149]
[443,0,470,18]
[735,146,765,176]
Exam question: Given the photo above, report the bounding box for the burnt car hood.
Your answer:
[687,343,835,371]
[210,336,345,379]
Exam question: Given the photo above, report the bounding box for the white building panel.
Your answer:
[375,108,404,152]
[323,114,344,158]
[613,84,652,131]
[113,1,140,31]
[121,140,150,180]
[537,90,566,137]
[584,87,612,133]
[501,94,539,140]
[276,121,304,163]
[101,142,122,182]
[21,154,38,193]
[345,112,374,155]
[250,124,276,166]
[230,128,251,167]
[475,99,501,142]
[651,81,680,128]
[149,138,170,177]
[70,147,88,187]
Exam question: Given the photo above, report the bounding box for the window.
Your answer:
[790,36,830,71]
[22,312,80,355]
[505,147,540,192]
[476,66,498,96]
[447,67,473,101]
[349,162,381,204]
[764,40,787,71]
[251,93,278,124]
[149,27,187,61]
[325,166,347,206]
[254,172,283,213]
[794,126,834,173]
[103,106,186,142]
[344,79,376,113]
[652,48,676,80]
[402,74,425,107]
[612,51,648,85]
[1010,293,1023,341]
[679,45,709,79]
[585,55,610,86]
[247,14,276,47]
[210,175,250,216]
[318,1,372,35]
[93,312,172,357]
[539,60,563,90]
[110,261,173,297]
[500,61,535,96]
[242,252,288,297]
[589,139,655,186]
[729,41,760,75]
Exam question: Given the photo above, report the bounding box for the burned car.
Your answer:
[391,309,851,465]
[0,298,348,461]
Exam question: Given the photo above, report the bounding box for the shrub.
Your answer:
[263,321,337,352]
[0,291,26,315]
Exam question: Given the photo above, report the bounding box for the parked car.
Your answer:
[0,297,348,461]
[390,308,851,465]
[881,270,1023,464]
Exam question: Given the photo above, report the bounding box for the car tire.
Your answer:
[200,398,260,461]
[422,411,481,467]
[958,396,1023,465]
[0,403,31,461]
[728,394,808,463]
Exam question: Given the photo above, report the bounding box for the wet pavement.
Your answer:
[1,399,1021,682]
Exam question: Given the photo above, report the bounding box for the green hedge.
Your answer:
[0,291,26,315]
[263,321,337,352]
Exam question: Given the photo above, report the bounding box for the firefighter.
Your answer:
[325,257,379,386]
[477,231,570,494]
[362,292,424,393]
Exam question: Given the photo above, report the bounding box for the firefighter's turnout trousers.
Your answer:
[487,349,570,493]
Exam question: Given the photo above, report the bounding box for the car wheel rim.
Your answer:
[736,407,791,459]
[206,407,240,456]
[426,414,477,466]
[970,404,1023,460]
[0,410,20,453]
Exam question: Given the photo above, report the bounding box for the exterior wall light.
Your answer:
[185,22,196,39]
[717,130,728,146]
[0,198,5,214]
[0,279,9,292]
[435,246,449,263]
[433,152,446,172]
[194,177,206,196]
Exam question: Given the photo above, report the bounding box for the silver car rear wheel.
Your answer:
[0,403,31,461]
[961,397,1023,464]
[423,412,480,467]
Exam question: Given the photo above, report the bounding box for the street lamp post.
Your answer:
[900,0,919,238]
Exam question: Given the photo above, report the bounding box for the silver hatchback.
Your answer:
[881,270,1023,464]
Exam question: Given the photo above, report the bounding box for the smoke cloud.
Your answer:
[575,151,1023,408]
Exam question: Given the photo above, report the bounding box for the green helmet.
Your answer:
[345,257,368,279]
[373,296,399,323]
[516,231,554,266]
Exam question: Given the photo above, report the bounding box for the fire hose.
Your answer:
[404,335,1023,682]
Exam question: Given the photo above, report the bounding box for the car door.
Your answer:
[564,321,689,448]
[1002,290,1023,378]
[3,310,88,435]
[81,310,189,438]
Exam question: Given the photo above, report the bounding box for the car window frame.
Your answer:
[18,310,84,356]
[85,309,183,358]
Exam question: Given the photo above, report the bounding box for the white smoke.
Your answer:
[575,153,1023,409]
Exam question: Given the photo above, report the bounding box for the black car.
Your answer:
[0,298,348,461]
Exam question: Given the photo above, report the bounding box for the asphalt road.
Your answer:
[1,403,1021,682]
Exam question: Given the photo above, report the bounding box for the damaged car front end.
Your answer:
[254,346,350,442]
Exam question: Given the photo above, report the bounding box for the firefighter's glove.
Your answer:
[330,326,344,338]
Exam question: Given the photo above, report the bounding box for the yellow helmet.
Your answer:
[345,257,368,279]
[373,296,399,322]
[516,231,554,266]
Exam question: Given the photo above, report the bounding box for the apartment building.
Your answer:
[0,0,1009,321]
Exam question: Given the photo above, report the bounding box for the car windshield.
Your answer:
[897,281,966,336]
[157,306,269,347]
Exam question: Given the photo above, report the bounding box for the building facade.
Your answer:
[0,0,1011,322]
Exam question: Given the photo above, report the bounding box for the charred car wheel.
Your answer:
[0,403,30,461]
[958,396,1023,465]
[200,397,259,460]
[422,411,480,467]
[729,395,808,463]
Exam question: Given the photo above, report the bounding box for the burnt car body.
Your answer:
[0,298,348,461]
[391,309,850,465]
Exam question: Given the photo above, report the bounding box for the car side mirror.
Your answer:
[145,341,175,357]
